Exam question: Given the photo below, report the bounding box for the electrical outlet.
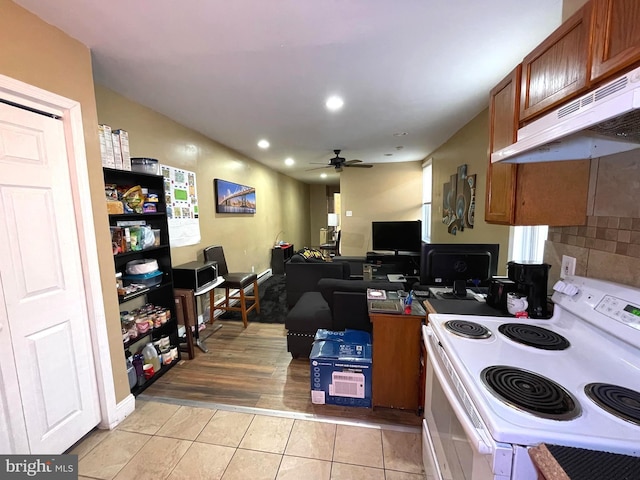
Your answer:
[561,255,576,278]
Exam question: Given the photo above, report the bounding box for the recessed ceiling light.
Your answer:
[321,173,328,179]
[284,157,295,166]
[325,96,344,111]
[393,132,408,137]
[257,139,270,149]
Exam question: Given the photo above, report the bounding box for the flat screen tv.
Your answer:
[420,243,499,295]
[371,220,422,254]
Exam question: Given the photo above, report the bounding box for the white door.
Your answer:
[0,101,100,454]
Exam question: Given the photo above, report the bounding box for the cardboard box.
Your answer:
[98,124,115,168]
[310,331,372,408]
[314,329,372,344]
[114,129,132,171]
[112,132,123,169]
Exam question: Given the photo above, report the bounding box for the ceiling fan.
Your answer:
[307,150,374,172]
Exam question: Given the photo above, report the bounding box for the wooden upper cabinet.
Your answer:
[591,0,640,82]
[520,3,594,122]
[486,67,519,224]
[486,66,591,226]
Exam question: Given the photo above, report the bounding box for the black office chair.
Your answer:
[320,229,341,257]
[204,245,259,328]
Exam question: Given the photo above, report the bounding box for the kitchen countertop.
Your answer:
[421,296,511,316]
[529,444,640,480]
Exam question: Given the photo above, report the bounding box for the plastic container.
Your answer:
[123,269,163,287]
[152,229,161,246]
[142,342,161,373]
[126,259,158,275]
[126,358,137,389]
[131,157,159,175]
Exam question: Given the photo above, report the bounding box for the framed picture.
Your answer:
[214,179,256,214]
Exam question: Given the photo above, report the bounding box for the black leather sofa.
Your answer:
[285,256,350,308]
[285,276,402,358]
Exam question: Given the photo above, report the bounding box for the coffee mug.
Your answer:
[507,292,528,316]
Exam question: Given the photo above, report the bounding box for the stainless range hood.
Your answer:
[491,65,640,164]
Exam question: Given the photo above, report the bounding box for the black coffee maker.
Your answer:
[507,261,551,319]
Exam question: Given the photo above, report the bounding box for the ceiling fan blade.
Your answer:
[345,163,373,168]
[305,165,332,171]
[309,162,330,165]
[343,159,363,165]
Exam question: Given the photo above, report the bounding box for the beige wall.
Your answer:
[339,162,423,256]
[95,86,310,270]
[0,0,130,402]
[426,110,511,276]
[562,0,589,20]
[309,184,328,247]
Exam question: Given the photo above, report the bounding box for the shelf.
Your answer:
[109,212,165,220]
[103,167,163,179]
[123,319,178,352]
[114,245,169,260]
[130,357,181,397]
[118,281,173,303]
[104,165,178,397]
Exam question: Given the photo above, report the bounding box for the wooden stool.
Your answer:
[204,245,260,328]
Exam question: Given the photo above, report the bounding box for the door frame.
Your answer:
[0,74,134,431]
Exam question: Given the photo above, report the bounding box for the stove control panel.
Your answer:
[595,295,640,330]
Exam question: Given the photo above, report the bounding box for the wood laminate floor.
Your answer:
[142,321,422,428]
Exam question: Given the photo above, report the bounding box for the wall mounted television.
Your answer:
[420,243,499,296]
[371,220,422,254]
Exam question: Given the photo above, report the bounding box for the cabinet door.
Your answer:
[485,67,519,224]
[591,0,640,82]
[520,3,594,122]
[514,160,590,226]
[371,314,421,410]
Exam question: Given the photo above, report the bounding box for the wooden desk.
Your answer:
[369,299,425,411]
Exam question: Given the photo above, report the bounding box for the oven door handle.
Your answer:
[425,327,494,456]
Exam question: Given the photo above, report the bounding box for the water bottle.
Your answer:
[142,342,161,373]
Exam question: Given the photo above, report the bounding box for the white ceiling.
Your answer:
[15,0,562,184]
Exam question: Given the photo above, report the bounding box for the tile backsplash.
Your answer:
[545,216,640,290]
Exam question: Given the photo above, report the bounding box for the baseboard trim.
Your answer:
[98,393,135,429]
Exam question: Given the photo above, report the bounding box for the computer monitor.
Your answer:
[371,220,422,254]
[420,243,499,296]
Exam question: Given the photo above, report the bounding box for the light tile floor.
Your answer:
[70,398,426,480]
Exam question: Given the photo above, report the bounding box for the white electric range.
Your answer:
[422,275,640,480]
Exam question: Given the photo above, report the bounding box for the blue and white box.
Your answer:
[314,329,372,345]
[310,330,372,408]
